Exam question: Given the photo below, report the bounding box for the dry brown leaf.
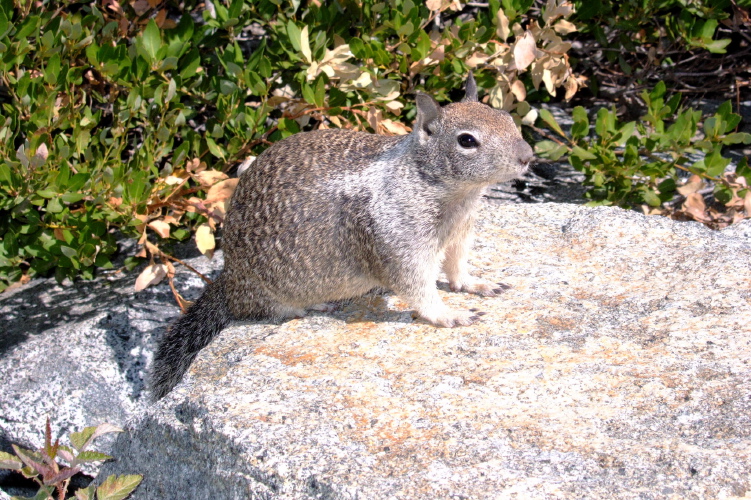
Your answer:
[118,17,129,37]
[164,174,186,185]
[186,158,205,173]
[745,191,751,215]
[513,31,537,71]
[682,192,709,222]
[36,143,48,160]
[185,197,202,213]
[564,76,578,100]
[195,224,215,257]
[104,0,124,16]
[380,119,411,135]
[367,107,381,132]
[205,178,239,209]
[510,79,526,101]
[496,9,511,41]
[554,19,577,35]
[193,170,228,187]
[676,175,705,196]
[428,44,446,62]
[466,51,490,69]
[489,84,505,109]
[385,100,404,115]
[154,8,167,27]
[148,220,171,238]
[131,0,150,16]
[134,263,168,292]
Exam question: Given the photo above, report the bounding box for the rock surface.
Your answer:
[97,203,751,499]
[0,245,223,493]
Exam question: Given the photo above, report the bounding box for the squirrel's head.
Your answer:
[412,73,534,185]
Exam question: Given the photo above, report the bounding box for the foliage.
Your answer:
[0,0,581,292]
[0,418,141,500]
[535,81,751,227]
[570,0,751,96]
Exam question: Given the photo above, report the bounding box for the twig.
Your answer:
[159,252,213,284]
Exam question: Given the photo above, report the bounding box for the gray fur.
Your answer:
[150,75,534,399]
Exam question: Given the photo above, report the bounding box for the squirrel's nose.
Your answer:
[517,139,535,166]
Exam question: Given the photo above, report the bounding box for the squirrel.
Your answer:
[150,74,534,399]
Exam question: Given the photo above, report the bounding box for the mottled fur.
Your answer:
[150,75,534,399]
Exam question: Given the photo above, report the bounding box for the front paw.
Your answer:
[419,308,480,328]
[449,278,510,297]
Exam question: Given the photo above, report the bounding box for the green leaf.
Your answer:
[571,106,589,140]
[595,108,615,137]
[703,116,721,139]
[615,122,636,145]
[61,246,77,258]
[657,178,676,198]
[228,0,243,19]
[713,184,733,205]
[179,49,201,79]
[70,423,122,453]
[45,54,61,85]
[75,451,112,463]
[62,193,84,203]
[0,8,8,38]
[722,132,751,145]
[75,485,96,500]
[314,77,325,108]
[96,474,143,500]
[205,137,225,160]
[37,189,57,199]
[47,197,64,213]
[286,21,302,52]
[704,147,730,177]
[642,188,661,207]
[534,140,567,161]
[538,108,564,137]
[0,450,22,470]
[736,157,750,186]
[70,427,96,452]
[301,82,316,105]
[704,38,731,54]
[572,146,597,160]
[140,20,161,64]
[650,81,666,100]
[349,37,368,59]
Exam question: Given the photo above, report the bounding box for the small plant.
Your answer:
[534,81,751,228]
[0,418,141,500]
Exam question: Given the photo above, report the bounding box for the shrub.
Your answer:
[536,81,751,228]
[0,0,580,292]
[570,0,751,97]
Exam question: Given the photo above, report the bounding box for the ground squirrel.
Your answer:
[151,74,534,399]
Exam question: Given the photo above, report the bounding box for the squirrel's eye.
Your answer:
[458,133,479,148]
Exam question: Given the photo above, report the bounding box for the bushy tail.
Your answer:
[150,275,233,400]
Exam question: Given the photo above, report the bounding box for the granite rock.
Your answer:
[99,203,751,499]
[0,246,223,488]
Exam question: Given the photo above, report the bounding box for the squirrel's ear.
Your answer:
[415,92,442,141]
[462,72,478,102]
